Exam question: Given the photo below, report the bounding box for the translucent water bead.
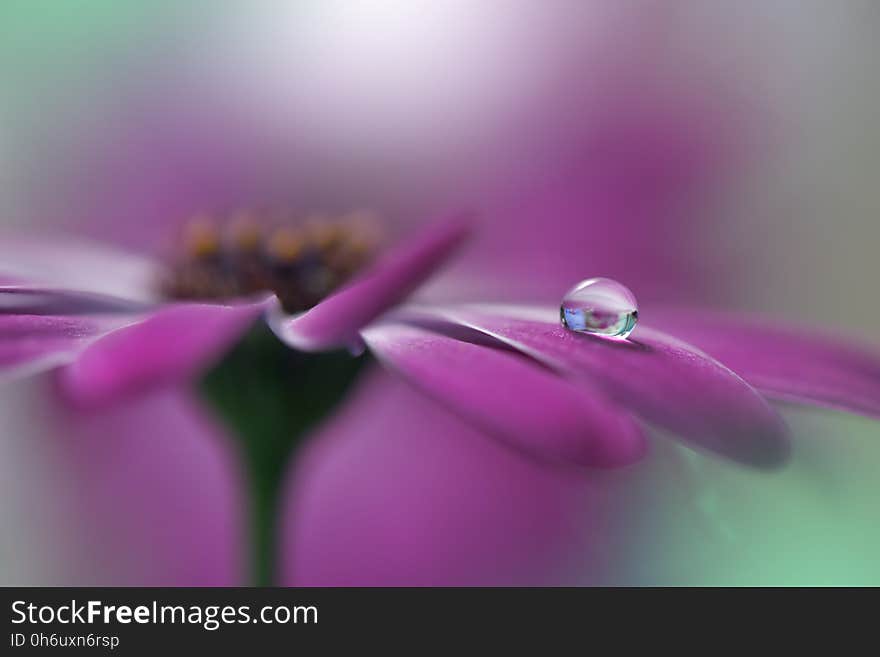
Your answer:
[560,278,639,339]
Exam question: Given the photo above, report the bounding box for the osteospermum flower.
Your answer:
[0,213,468,407]
[5,195,880,589]
[5,3,877,587]
[0,211,476,585]
[3,213,880,473]
[281,290,880,586]
[3,97,879,584]
[363,301,880,467]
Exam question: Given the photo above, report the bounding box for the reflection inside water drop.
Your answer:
[560,277,639,339]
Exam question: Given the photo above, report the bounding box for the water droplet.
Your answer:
[560,278,639,339]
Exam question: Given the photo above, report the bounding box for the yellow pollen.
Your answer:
[183,215,220,257]
[267,226,305,262]
[164,208,382,313]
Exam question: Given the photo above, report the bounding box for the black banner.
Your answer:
[0,587,652,651]
[4,586,838,652]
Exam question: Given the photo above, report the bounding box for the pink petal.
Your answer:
[0,285,152,315]
[270,214,470,351]
[0,233,161,302]
[650,311,880,419]
[406,305,789,468]
[0,376,243,585]
[362,323,645,467]
[58,299,269,406]
[282,370,611,585]
[0,314,129,381]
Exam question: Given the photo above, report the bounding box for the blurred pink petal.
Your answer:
[0,314,129,381]
[406,305,789,467]
[0,285,152,314]
[270,215,470,351]
[0,234,161,302]
[650,312,880,419]
[362,322,645,467]
[282,370,612,586]
[0,376,242,585]
[58,299,269,406]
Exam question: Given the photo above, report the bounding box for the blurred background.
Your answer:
[1,0,879,585]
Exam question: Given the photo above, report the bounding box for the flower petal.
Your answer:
[282,369,621,585]
[361,322,645,467]
[0,286,152,315]
[0,233,161,302]
[58,299,269,406]
[405,305,789,468]
[0,376,243,585]
[649,312,880,419]
[0,314,129,381]
[270,214,470,351]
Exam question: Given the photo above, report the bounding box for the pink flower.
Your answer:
[2,207,880,585]
[10,206,879,475]
[12,202,880,474]
[4,3,876,586]
[0,215,468,408]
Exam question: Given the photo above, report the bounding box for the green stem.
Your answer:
[249,464,283,587]
[199,324,367,587]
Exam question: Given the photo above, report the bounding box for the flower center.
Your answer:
[161,210,380,312]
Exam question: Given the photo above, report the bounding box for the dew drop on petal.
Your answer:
[560,277,639,339]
